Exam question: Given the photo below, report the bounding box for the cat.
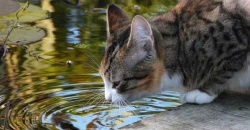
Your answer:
[99,0,250,104]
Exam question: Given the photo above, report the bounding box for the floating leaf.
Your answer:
[0,0,20,16]
[0,21,14,34]
[0,25,46,45]
[0,3,50,23]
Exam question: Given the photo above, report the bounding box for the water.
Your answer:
[0,0,179,129]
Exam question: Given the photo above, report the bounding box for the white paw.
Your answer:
[180,89,217,104]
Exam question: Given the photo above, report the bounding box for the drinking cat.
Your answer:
[99,0,250,104]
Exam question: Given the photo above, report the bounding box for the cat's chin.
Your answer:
[106,88,160,104]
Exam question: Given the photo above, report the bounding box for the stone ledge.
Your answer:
[123,93,250,130]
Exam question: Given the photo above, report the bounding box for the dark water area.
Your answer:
[0,0,179,129]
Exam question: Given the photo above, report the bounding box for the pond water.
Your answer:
[0,0,180,129]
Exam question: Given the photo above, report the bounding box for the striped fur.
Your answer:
[99,0,250,104]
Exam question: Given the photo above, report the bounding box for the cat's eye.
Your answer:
[112,81,120,88]
[124,74,149,81]
[145,54,152,61]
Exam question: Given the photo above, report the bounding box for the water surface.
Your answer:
[0,0,179,129]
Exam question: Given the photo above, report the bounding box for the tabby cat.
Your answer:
[99,0,250,104]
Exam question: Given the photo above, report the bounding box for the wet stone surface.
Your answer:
[123,92,250,130]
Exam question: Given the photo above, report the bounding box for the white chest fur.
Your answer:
[159,73,186,93]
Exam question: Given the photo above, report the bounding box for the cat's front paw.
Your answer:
[180,89,217,104]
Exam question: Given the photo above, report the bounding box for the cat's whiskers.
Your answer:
[112,95,123,112]
[84,64,99,72]
[110,96,131,115]
[83,92,100,99]
[88,93,104,106]
[122,99,138,116]
[82,50,100,69]
[121,99,136,116]
[111,95,119,107]
[120,100,127,113]
[100,98,110,108]
[83,92,103,107]
[119,100,126,115]
[82,92,100,102]
[117,100,121,114]
[94,94,106,106]
[109,97,118,115]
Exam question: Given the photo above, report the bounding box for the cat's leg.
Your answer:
[180,89,218,104]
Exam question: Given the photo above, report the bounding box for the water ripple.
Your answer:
[1,74,180,130]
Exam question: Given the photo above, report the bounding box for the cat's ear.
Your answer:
[128,15,154,49]
[107,4,129,34]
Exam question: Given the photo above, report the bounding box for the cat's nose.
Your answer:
[105,92,112,102]
[105,96,112,102]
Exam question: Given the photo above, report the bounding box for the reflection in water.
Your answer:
[0,0,179,129]
[66,8,85,44]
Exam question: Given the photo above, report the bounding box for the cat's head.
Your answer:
[99,4,165,104]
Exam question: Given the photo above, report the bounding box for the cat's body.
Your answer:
[99,0,250,104]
